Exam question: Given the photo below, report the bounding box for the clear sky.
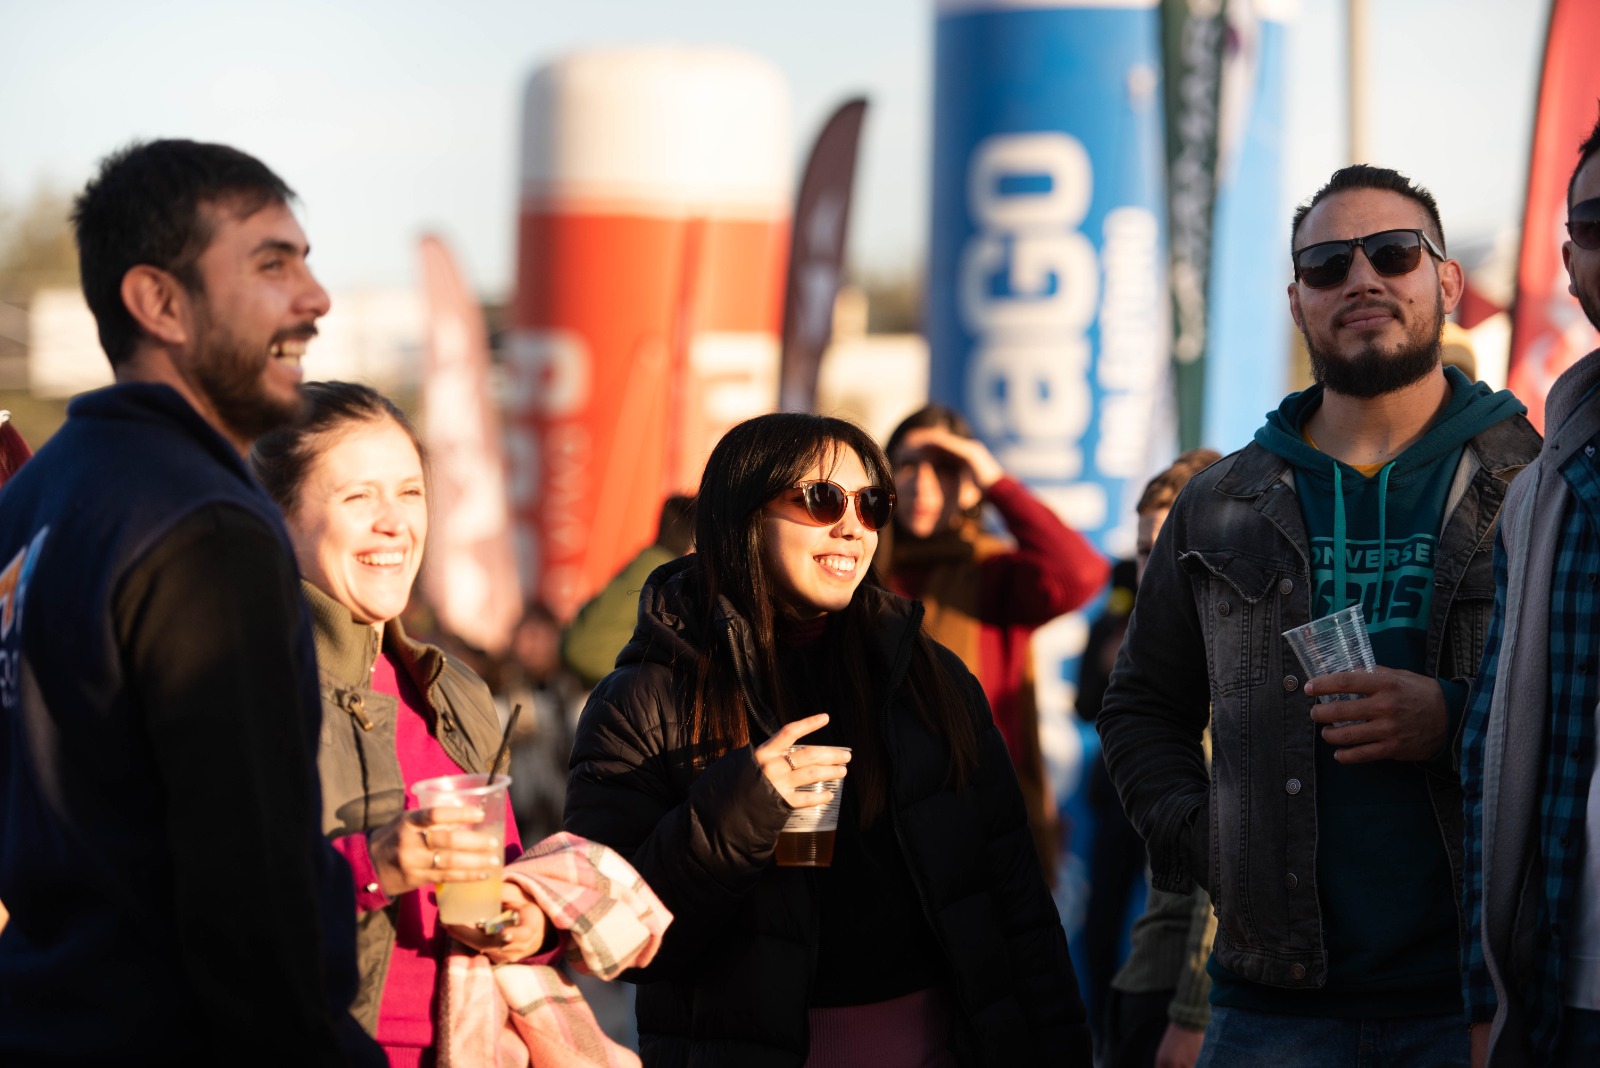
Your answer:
[0,0,1548,299]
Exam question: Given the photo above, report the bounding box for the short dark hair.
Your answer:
[250,381,426,514]
[1570,101,1600,208]
[655,494,697,556]
[71,139,295,366]
[1137,447,1221,515]
[1290,164,1446,255]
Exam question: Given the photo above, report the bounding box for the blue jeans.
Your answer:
[1553,1006,1600,1067]
[1195,1006,1468,1068]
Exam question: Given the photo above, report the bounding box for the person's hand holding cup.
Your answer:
[409,773,512,925]
[754,714,851,867]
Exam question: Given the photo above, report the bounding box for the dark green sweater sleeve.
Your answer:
[561,546,672,688]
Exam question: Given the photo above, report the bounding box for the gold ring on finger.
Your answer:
[432,850,442,870]
[783,752,797,771]
[422,827,433,848]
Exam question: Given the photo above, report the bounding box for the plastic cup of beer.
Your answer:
[410,772,511,925]
[775,746,849,868]
[1283,604,1376,720]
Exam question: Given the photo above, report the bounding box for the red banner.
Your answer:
[1505,0,1600,430]
[417,234,523,654]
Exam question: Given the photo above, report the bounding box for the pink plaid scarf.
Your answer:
[437,832,671,1068]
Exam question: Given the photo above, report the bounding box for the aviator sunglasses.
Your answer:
[1570,198,1600,251]
[769,479,895,532]
[1292,228,1445,289]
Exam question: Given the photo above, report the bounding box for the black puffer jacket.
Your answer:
[564,555,1090,1067]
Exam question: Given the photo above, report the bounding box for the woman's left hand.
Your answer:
[444,881,552,963]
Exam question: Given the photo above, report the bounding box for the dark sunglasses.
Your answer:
[769,480,895,532]
[1569,197,1600,251]
[1292,228,1445,289]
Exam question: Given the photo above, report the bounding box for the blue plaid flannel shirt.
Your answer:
[1461,440,1600,1058]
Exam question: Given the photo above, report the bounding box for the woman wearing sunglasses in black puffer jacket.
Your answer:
[564,412,1091,1068]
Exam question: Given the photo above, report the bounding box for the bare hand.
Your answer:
[1468,1021,1488,1068]
[1303,667,1447,763]
[367,805,504,898]
[1155,1022,1206,1068]
[754,714,850,807]
[445,881,551,963]
[900,426,1004,490]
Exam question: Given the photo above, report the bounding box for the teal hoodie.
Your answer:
[1206,367,1526,1017]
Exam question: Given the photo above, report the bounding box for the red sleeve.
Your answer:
[331,832,393,913]
[979,476,1109,624]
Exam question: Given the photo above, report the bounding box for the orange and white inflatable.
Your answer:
[507,48,791,620]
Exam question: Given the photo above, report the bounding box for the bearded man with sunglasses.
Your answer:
[1098,164,1540,1068]
[1464,109,1600,1068]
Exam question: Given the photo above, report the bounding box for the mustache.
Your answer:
[1334,300,1402,328]
[271,323,320,345]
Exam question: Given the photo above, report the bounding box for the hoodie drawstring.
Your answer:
[1332,460,1395,620]
[1333,464,1347,611]
[1374,461,1394,624]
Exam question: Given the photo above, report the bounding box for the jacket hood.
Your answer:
[1254,366,1526,482]
[1251,366,1526,616]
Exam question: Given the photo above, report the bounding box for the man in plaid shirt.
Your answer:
[1463,108,1600,1067]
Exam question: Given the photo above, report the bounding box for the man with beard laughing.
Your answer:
[1098,165,1540,1067]
[0,140,382,1065]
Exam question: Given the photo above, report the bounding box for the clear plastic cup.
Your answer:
[775,745,849,868]
[1283,604,1376,709]
[410,772,510,925]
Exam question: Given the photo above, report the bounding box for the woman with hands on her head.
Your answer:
[252,382,553,1064]
[564,412,1091,1067]
[881,404,1108,882]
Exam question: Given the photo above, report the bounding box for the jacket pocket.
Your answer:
[1180,549,1279,697]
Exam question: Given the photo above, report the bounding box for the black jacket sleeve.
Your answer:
[945,652,1093,1061]
[114,504,353,1062]
[563,662,793,980]
[1095,488,1212,896]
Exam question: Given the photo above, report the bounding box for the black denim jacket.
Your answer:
[1098,417,1538,990]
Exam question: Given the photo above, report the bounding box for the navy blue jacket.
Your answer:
[0,383,379,1064]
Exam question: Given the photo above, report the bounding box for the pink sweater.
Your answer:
[332,652,523,1067]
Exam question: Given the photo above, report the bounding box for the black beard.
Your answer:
[192,305,306,443]
[1304,295,1445,399]
[1575,280,1600,336]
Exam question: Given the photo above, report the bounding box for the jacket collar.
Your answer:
[300,579,444,695]
[1214,406,1540,503]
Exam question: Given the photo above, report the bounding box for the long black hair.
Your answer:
[689,412,978,823]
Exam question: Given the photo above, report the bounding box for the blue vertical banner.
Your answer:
[1203,0,1292,452]
[928,0,1171,965]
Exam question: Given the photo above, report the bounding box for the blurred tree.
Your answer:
[0,185,78,303]
[0,185,78,443]
[850,268,920,335]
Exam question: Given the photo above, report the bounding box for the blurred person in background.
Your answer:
[253,380,555,1065]
[0,139,380,1065]
[562,494,697,690]
[880,403,1108,882]
[1074,555,1140,1034]
[501,600,586,842]
[1100,448,1221,1068]
[565,412,1091,1066]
